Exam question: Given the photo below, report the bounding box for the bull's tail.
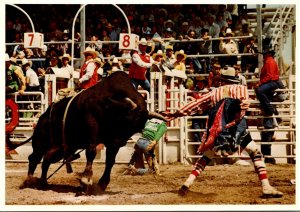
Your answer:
[6,134,33,154]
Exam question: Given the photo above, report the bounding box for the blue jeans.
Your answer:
[130,78,150,94]
[255,80,282,116]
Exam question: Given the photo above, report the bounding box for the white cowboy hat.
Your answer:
[218,67,239,83]
[82,47,99,59]
[21,58,32,67]
[139,38,148,46]
[59,53,72,61]
[225,28,234,36]
[174,50,187,61]
[165,45,173,51]
[152,50,164,60]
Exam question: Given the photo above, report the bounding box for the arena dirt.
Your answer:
[5,161,296,208]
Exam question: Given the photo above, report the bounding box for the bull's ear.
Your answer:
[148,111,168,122]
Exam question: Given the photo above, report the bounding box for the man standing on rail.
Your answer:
[75,47,99,90]
[128,38,156,94]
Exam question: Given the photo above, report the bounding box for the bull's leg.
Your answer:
[97,146,120,191]
[40,147,64,181]
[80,144,97,187]
[19,148,46,189]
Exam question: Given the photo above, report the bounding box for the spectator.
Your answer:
[173,49,187,72]
[21,58,41,92]
[233,64,247,86]
[94,57,104,82]
[255,49,285,164]
[128,38,156,93]
[199,28,212,73]
[183,30,201,73]
[163,45,176,70]
[242,37,258,73]
[144,31,155,56]
[5,53,26,95]
[88,33,102,55]
[215,12,228,34]
[152,49,164,62]
[59,53,74,87]
[173,49,187,84]
[219,28,239,67]
[236,20,255,53]
[217,4,232,22]
[75,47,99,90]
[59,29,71,55]
[204,13,220,54]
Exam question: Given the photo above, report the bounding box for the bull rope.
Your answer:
[47,148,85,180]
[62,89,85,150]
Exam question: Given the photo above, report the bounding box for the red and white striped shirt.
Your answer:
[176,84,249,117]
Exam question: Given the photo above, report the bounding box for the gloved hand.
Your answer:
[146,140,157,151]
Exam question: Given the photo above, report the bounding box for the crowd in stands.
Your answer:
[6,4,265,80]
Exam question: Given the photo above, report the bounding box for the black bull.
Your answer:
[20,71,164,192]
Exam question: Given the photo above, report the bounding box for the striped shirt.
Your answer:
[176,84,249,117]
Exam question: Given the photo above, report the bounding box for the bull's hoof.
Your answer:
[178,185,189,196]
[80,177,93,186]
[19,177,48,190]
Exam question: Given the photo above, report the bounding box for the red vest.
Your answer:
[80,61,98,89]
[128,52,150,80]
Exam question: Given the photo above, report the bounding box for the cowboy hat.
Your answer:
[164,19,174,28]
[59,53,72,61]
[82,47,99,58]
[165,45,173,51]
[225,28,234,36]
[218,67,239,83]
[21,58,33,67]
[174,50,187,61]
[152,50,164,60]
[94,58,104,67]
[139,38,148,46]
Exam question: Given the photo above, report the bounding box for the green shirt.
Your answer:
[6,65,20,91]
[142,118,167,141]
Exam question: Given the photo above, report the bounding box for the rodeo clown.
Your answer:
[123,118,167,176]
[160,67,283,198]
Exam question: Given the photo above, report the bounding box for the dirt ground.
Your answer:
[4,161,296,209]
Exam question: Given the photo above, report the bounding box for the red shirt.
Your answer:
[128,52,151,80]
[259,56,280,85]
[80,61,98,89]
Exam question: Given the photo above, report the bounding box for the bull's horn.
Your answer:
[148,111,168,122]
[125,97,137,111]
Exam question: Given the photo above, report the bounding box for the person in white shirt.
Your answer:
[59,53,74,87]
[219,28,239,67]
[21,58,40,92]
